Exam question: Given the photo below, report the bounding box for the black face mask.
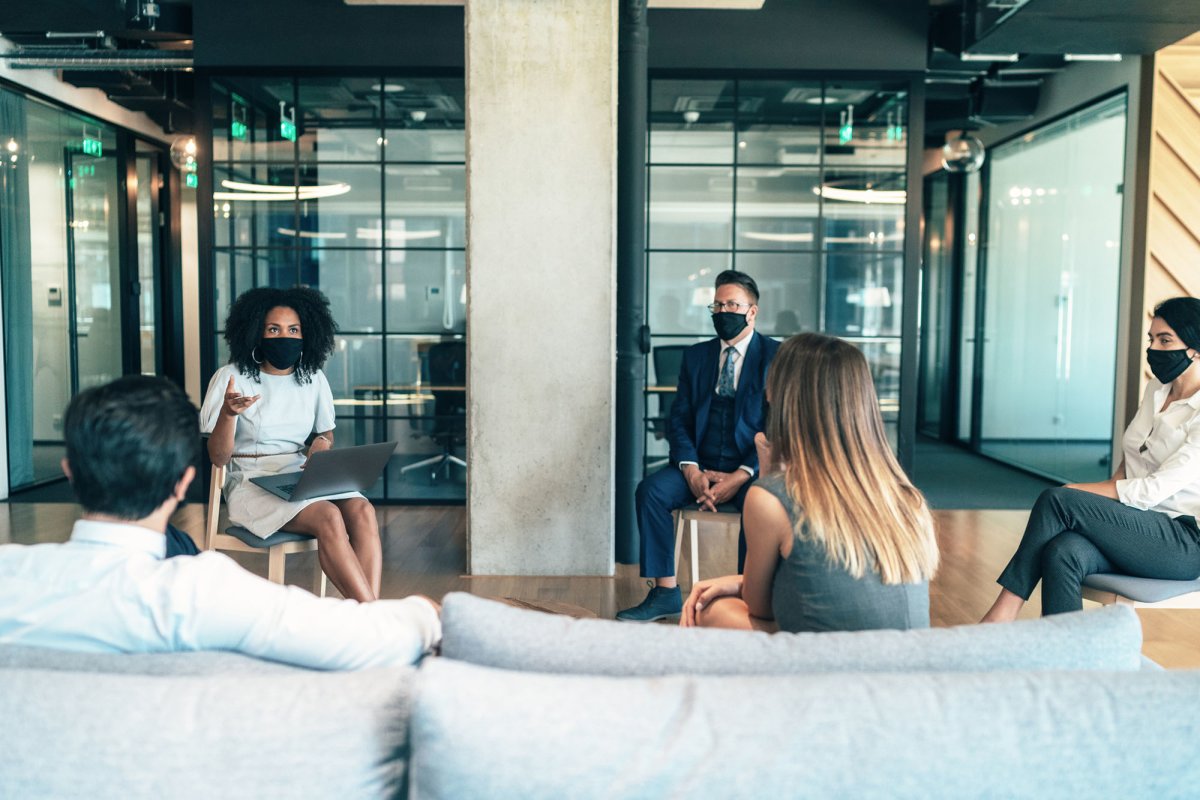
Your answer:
[260,337,303,370]
[1146,347,1194,384]
[712,312,749,342]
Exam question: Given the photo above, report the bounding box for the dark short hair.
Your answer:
[64,376,200,520]
[715,270,759,304]
[224,287,338,384]
[1154,297,1200,352]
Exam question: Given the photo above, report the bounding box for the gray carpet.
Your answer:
[912,436,1056,510]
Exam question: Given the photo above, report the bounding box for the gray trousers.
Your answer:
[997,487,1200,615]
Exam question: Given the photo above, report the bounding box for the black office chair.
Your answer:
[647,345,687,470]
[401,340,467,483]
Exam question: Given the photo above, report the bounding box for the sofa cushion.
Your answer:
[0,643,306,675]
[410,658,1200,800]
[0,665,415,799]
[440,592,1143,674]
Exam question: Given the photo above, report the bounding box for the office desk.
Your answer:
[338,385,467,443]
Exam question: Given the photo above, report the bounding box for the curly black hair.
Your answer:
[224,287,338,384]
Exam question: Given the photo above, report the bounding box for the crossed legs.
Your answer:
[983,487,1200,621]
[283,497,382,602]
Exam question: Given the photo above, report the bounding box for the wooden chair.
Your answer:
[672,504,741,586]
[204,462,328,597]
[1081,573,1200,609]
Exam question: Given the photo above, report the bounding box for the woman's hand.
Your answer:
[680,574,743,628]
[754,432,775,474]
[221,376,260,418]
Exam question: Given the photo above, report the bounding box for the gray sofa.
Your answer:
[2,596,1198,799]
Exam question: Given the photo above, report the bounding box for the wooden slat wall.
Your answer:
[1142,33,1200,388]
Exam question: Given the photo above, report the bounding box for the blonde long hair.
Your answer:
[765,333,938,584]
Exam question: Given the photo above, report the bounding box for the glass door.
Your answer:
[66,149,123,392]
[134,152,163,375]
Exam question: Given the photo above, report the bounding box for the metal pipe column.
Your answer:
[614,0,649,565]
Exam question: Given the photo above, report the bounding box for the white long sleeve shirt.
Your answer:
[1116,379,1200,519]
[0,520,441,670]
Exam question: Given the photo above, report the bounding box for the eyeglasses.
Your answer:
[707,300,753,314]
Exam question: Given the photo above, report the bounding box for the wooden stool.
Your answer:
[672,504,741,586]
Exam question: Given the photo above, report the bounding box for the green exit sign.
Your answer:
[838,123,853,145]
[231,120,248,141]
[280,118,296,142]
[82,137,103,157]
[77,164,95,177]
[185,172,199,189]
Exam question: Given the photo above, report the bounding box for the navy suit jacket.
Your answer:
[667,331,780,475]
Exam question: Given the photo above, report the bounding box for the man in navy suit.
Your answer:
[617,270,780,622]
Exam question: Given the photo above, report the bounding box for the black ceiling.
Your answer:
[1,1,1199,142]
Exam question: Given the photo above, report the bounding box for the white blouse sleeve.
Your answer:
[1115,422,1200,511]
[199,365,236,435]
[314,370,337,434]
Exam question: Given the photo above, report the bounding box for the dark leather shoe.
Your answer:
[616,582,683,622]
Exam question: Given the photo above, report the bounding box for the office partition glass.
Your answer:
[644,79,909,470]
[210,75,467,502]
[977,94,1125,482]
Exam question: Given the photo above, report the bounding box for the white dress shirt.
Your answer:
[1115,379,1200,519]
[0,520,441,670]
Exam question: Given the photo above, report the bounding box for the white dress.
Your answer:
[200,364,362,537]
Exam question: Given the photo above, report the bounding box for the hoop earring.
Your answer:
[252,346,263,365]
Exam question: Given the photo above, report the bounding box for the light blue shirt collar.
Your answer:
[69,519,166,559]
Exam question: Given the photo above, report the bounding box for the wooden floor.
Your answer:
[2,502,1198,669]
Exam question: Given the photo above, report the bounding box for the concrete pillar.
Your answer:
[465,0,617,575]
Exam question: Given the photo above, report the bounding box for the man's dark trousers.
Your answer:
[636,468,753,578]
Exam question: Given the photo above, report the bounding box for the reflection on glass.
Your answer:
[648,252,733,334]
[382,77,465,163]
[650,79,734,165]
[296,163,382,242]
[384,165,465,249]
[735,253,819,338]
[310,249,383,333]
[325,334,383,401]
[297,77,383,162]
[824,253,902,337]
[213,163,296,249]
[919,173,949,436]
[648,166,733,250]
[70,150,122,392]
[385,250,466,334]
[978,94,1125,482]
[135,156,159,375]
[821,169,906,250]
[736,80,823,166]
[214,250,269,325]
[735,167,819,250]
[212,77,296,163]
[958,170,980,443]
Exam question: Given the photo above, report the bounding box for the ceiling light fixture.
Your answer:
[355,228,443,242]
[371,83,406,93]
[1063,53,1122,62]
[960,52,1020,62]
[813,185,906,204]
[216,179,352,201]
[276,228,348,240]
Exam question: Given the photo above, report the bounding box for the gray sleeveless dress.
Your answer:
[757,474,929,633]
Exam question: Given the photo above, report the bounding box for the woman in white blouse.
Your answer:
[201,287,382,602]
[982,296,1200,620]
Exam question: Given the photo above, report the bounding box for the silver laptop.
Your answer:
[249,441,398,502]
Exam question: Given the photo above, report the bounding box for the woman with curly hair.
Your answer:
[200,287,382,602]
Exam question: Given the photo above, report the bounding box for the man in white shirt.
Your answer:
[0,376,441,670]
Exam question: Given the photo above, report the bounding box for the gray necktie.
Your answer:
[717,348,738,397]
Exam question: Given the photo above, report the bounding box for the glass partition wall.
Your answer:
[644,79,909,471]
[974,94,1126,482]
[208,76,466,502]
[1,86,170,492]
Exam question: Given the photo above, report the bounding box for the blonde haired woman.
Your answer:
[681,333,939,632]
